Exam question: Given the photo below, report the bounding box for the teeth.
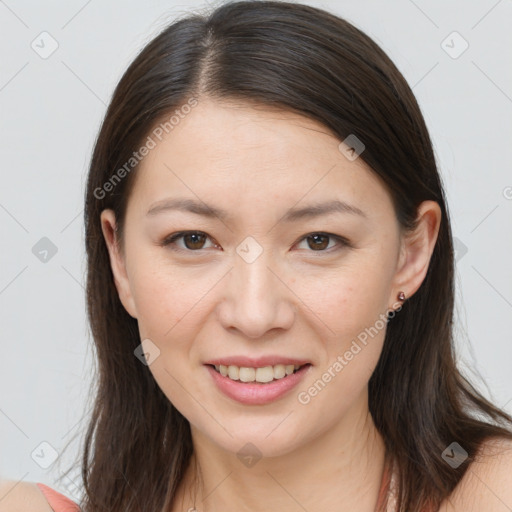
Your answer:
[213,363,304,383]
[228,365,239,380]
[239,367,256,382]
[286,365,296,375]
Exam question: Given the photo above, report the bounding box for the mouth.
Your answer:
[206,363,312,384]
[205,362,313,405]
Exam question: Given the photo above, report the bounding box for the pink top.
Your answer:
[36,483,80,512]
[36,467,391,511]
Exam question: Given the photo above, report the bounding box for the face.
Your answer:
[101,99,439,458]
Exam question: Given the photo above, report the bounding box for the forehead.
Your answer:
[128,99,393,221]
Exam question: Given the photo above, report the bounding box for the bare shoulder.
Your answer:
[439,436,512,512]
[0,480,53,512]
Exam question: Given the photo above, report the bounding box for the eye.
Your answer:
[294,232,350,252]
[160,230,350,254]
[160,231,218,252]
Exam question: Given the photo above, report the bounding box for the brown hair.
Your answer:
[59,1,512,510]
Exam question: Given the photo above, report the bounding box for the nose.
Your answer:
[216,251,296,339]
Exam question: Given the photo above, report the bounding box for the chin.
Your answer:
[191,416,297,453]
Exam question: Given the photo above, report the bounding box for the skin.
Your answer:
[100,98,442,512]
[3,100,511,512]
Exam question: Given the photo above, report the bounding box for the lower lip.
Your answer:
[205,364,312,405]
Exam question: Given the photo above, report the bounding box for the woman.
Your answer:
[2,1,511,511]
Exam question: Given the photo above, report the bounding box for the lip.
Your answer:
[205,363,312,405]
[204,356,311,368]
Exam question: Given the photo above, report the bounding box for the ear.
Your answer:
[390,200,442,303]
[100,209,138,318]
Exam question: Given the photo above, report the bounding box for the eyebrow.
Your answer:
[146,197,366,221]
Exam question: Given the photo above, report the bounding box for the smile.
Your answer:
[205,363,312,405]
[211,363,306,383]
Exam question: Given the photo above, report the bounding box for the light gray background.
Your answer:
[1,0,511,501]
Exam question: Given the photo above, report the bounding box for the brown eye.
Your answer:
[306,234,330,251]
[161,231,216,252]
[182,232,207,250]
[161,231,350,254]
[295,232,348,252]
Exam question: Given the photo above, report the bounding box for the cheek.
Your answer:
[126,247,213,337]
[291,260,393,393]
[130,272,178,339]
[126,261,208,416]
[297,263,393,338]
[294,272,389,425]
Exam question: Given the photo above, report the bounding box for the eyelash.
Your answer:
[159,230,352,255]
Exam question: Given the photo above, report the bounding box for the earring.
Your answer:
[387,291,405,321]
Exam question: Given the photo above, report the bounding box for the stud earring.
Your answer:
[387,291,406,320]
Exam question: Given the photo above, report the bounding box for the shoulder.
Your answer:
[0,480,54,512]
[440,436,512,511]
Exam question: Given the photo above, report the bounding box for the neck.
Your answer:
[175,389,387,512]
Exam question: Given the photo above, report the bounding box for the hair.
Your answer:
[62,1,512,510]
